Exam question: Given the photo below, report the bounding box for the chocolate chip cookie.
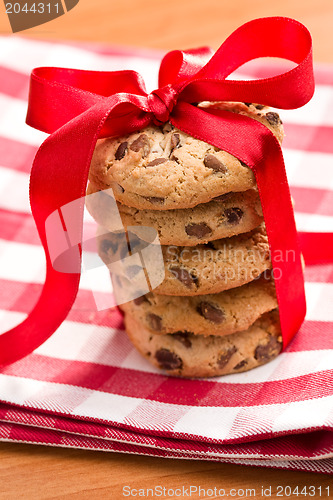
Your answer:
[97,223,271,296]
[119,275,277,337]
[89,102,283,210]
[87,183,263,245]
[124,309,282,378]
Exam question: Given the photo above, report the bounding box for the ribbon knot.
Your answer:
[147,85,178,125]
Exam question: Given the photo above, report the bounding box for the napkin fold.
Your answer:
[0,35,332,473]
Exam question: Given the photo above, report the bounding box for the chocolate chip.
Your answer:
[265,112,282,126]
[254,336,282,362]
[169,266,197,288]
[172,331,192,349]
[170,133,180,154]
[196,302,225,323]
[234,360,248,370]
[204,154,228,173]
[170,154,180,163]
[244,102,251,107]
[162,122,174,133]
[134,295,149,305]
[127,232,144,251]
[146,158,167,167]
[125,265,142,278]
[217,346,237,368]
[115,141,128,160]
[223,207,243,225]
[147,313,162,331]
[185,222,212,238]
[155,348,182,370]
[255,104,265,110]
[130,134,150,156]
[145,196,165,205]
[100,239,118,254]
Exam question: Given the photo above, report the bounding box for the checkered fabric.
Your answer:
[0,36,332,473]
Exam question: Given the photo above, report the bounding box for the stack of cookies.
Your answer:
[87,102,284,378]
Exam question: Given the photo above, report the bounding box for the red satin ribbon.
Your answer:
[0,17,320,366]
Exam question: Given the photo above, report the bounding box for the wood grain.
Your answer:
[0,442,331,499]
[0,0,332,497]
[0,0,333,61]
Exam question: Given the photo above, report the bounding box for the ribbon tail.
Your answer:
[0,269,80,365]
[0,98,149,367]
[171,103,306,348]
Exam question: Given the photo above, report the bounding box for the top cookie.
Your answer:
[89,102,284,210]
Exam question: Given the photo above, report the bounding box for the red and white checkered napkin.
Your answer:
[0,36,332,474]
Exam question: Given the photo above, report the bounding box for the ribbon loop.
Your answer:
[27,68,148,134]
[158,47,214,87]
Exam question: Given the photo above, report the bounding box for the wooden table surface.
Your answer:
[0,0,332,498]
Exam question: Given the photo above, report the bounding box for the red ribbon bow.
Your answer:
[0,17,316,366]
